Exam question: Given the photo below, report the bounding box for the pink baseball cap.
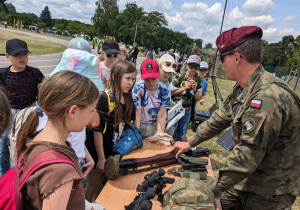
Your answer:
[141,59,160,79]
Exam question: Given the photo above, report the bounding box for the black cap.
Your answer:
[102,39,120,55]
[6,39,30,56]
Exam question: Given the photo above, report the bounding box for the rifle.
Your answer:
[119,148,211,171]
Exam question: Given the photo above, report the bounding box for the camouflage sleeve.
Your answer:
[213,85,290,197]
[188,93,233,147]
[171,75,180,88]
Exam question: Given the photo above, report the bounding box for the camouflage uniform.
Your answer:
[189,65,300,209]
[170,72,202,113]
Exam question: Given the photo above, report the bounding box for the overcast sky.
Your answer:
[9,0,300,46]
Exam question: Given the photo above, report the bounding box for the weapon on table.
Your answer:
[125,188,156,210]
[119,148,211,171]
[104,148,211,179]
[136,169,175,193]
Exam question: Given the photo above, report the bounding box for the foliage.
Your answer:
[286,35,300,69]
[194,38,203,49]
[204,43,213,49]
[0,3,17,23]
[91,0,119,37]
[40,6,52,27]
[37,22,46,29]
[275,66,290,78]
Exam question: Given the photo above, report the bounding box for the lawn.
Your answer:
[0,29,67,55]
[186,76,300,209]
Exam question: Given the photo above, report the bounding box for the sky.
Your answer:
[8,0,300,47]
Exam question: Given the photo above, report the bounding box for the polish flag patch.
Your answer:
[250,99,262,108]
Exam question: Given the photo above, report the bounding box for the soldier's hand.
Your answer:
[169,141,192,159]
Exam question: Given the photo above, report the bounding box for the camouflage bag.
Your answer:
[162,178,216,210]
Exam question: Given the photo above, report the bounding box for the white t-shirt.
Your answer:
[174,53,180,63]
[37,115,86,160]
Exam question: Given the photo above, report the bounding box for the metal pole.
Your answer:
[133,24,137,44]
[212,0,228,75]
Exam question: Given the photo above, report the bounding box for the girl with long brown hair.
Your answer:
[16,71,99,209]
[85,59,136,202]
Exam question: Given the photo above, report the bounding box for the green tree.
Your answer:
[40,6,52,27]
[204,43,213,49]
[194,38,203,49]
[144,11,167,27]
[91,0,119,37]
[0,3,17,23]
[18,13,33,26]
[116,2,145,44]
[37,22,46,29]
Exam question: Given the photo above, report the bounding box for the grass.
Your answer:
[0,29,67,55]
[185,76,300,209]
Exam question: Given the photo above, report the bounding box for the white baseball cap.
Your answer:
[200,61,209,69]
[159,54,176,73]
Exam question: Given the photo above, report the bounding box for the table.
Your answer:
[95,141,221,209]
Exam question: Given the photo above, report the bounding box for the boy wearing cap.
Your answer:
[170,55,202,142]
[197,61,209,105]
[0,39,44,175]
[101,39,120,88]
[133,59,170,139]
[171,26,300,209]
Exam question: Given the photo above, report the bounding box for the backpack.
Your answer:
[103,90,115,134]
[0,150,77,210]
[8,106,37,168]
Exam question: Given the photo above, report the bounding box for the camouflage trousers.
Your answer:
[220,187,296,210]
[140,122,157,139]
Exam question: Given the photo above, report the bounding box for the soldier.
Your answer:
[171,26,300,209]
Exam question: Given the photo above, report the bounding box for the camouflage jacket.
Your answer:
[189,65,300,196]
[170,72,202,113]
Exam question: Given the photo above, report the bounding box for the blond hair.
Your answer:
[119,44,126,55]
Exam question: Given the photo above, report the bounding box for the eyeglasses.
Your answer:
[188,64,200,70]
[106,54,118,58]
[199,69,209,72]
[219,52,243,63]
[162,61,177,69]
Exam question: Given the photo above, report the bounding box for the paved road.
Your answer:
[0,27,145,81]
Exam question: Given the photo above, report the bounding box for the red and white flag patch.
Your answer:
[250,99,262,108]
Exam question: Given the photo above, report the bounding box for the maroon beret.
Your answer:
[216,26,263,54]
[194,48,200,53]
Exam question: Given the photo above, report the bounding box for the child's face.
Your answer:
[186,63,199,76]
[120,72,136,94]
[144,77,158,91]
[5,51,28,71]
[72,100,98,132]
[197,69,209,79]
[158,66,172,82]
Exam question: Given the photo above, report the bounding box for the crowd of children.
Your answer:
[0,37,210,209]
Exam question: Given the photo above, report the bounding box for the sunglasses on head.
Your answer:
[106,53,118,58]
[162,61,177,69]
[219,52,243,63]
[188,64,200,70]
